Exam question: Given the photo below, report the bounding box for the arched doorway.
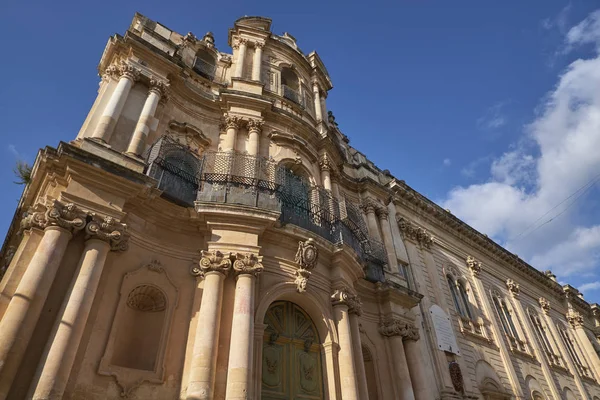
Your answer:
[261,301,324,400]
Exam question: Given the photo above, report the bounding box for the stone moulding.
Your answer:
[294,238,319,292]
[396,216,434,248]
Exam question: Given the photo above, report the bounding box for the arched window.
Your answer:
[194,48,217,80]
[557,323,591,378]
[527,309,562,367]
[492,291,527,353]
[158,149,201,206]
[280,67,301,105]
[530,391,544,400]
[447,274,473,320]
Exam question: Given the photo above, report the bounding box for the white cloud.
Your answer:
[477,102,508,130]
[7,144,19,158]
[580,281,600,293]
[441,10,600,279]
[443,158,452,167]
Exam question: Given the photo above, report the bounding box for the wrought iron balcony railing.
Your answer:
[144,136,388,280]
[193,57,217,81]
[281,84,303,106]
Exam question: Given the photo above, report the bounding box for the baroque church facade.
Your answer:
[1,13,600,400]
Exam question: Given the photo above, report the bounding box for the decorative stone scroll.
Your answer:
[378,319,419,341]
[191,250,232,278]
[294,238,318,292]
[539,297,550,314]
[566,309,584,328]
[505,279,520,296]
[233,253,264,277]
[85,215,129,252]
[465,256,482,277]
[20,199,87,234]
[397,216,434,248]
[330,287,352,306]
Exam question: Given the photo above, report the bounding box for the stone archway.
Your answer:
[261,301,324,400]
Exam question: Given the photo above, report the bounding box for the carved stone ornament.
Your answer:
[191,250,232,277]
[224,114,241,130]
[167,120,212,152]
[233,253,264,277]
[449,361,465,393]
[465,256,482,277]
[331,287,352,307]
[566,309,584,328]
[538,297,551,314]
[379,319,418,341]
[149,78,169,97]
[347,294,363,316]
[319,153,332,171]
[85,215,129,252]
[397,216,434,248]
[376,207,389,220]
[21,199,87,234]
[294,239,319,293]
[247,118,264,133]
[505,279,520,296]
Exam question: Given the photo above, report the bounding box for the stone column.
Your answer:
[465,257,525,399]
[403,325,432,400]
[225,254,263,400]
[331,288,359,400]
[505,279,563,399]
[246,119,263,157]
[380,319,415,400]
[347,295,369,400]
[319,154,332,191]
[126,79,167,156]
[233,39,248,79]
[91,62,140,143]
[312,81,323,122]
[361,199,382,242]
[541,300,589,399]
[29,216,128,400]
[0,201,86,399]
[377,207,398,271]
[221,114,241,152]
[251,42,263,81]
[187,251,232,400]
[568,309,600,381]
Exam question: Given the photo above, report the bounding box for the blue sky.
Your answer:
[2,1,600,301]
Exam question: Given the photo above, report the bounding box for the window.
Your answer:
[280,67,302,105]
[193,49,217,80]
[528,310,562,367]
[447,275,472,319]
[492,291,527,353]
[558,324,591,378]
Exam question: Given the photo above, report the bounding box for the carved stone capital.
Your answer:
[506,279,520,296]
[85,215,129,252]
[233,253,264,277]
[379,319,415,339]
[376,207,389,220]
[149,78,169,97]
[118,62,141,82]
[254,41,265,49]
[192,250,232,278]
[20,209,47,232]
[247,118,264,134]
[331,287,353,307]
[347,294,363,316]
[44,200,87,233]
[397,216,434,248]
[319,154,332,171]
[234,38,248,49]
[566,309,584,328]
[224,114,241,130]
[539,297,551,314]
[360,198,379,214]
[466,256,482,277]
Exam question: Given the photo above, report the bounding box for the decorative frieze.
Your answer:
[539,297,551,314]
[397,216,434,248]
[233,253,264,277]
[566,309,584,328]
[85,215,129,252]
[465,256,482,277]
[191,250,232,277]
[294,238,318,293]
[506,279,520,296]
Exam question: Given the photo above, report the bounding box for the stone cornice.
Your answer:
[397,216,434,248]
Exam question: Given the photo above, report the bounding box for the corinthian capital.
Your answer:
[233,253,264,277]
[224,114,241,130]
[118,62,141,82]
[376,207,389,220]
[149,78,169,96]
[319,154,332,171]
[85,215,129,252]
[566,309,584,328]
[247,118,264,133]
[192,250,232,277]
[360,198,379,214]
[45,200,87,233]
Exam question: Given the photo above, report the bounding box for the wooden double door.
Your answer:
[261,301,324,400]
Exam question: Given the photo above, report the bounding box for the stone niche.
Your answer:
[98,260,179,396]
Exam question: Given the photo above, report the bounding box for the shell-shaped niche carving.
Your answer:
[126,285,166,312]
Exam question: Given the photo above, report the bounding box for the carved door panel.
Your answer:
[262,301,323,400]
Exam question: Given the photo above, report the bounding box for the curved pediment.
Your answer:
[166,120,212,152]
